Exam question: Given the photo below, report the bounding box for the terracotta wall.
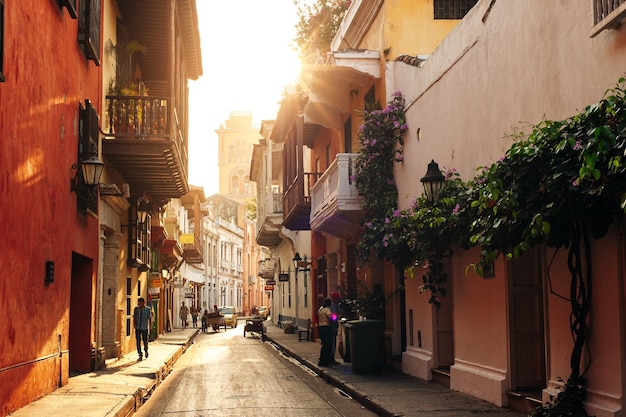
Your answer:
[0,3,101,415]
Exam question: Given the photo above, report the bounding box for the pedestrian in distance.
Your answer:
[201,309,210,333]
[317,297,335,367]
[133,297,152,361]
[191,305,198,328]
[180,302,189,329]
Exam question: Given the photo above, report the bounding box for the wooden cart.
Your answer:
[243,318,265,340]
[202,313,225,332]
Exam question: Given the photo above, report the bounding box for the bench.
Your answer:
[298,319,311,341]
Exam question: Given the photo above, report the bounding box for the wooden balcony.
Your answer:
[257,191,284,247]
[591,0,626,37]
[182,232,203,264]
[103,95,188,204]
[310,153,364,240]
[258,258,276,279]
[283,172,321,230]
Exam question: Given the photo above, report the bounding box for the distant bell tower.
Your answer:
[215,111,261,203]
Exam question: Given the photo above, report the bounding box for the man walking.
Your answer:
[133,297,152,361]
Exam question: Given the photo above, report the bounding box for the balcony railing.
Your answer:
[283,172,321,230]
[106,95,170,138]
[272,192,283,213]
[311,153,362,216]
[258,258,276,278]
[310,153,364,238]
[591,0,626,36]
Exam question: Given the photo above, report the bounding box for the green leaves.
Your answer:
[354,78,626,308]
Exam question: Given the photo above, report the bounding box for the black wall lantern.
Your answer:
[71,143,104,196]
[292,252,302,272]
[420,159,445,203]
[136,196,150,224]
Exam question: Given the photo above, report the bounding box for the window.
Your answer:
[231,175,239,194]
[78,0,101,65]
[126,277,132,336]
[434,0,478,19]
[325,143,331,168]
[0,0,4,82]
[344,116,352,153]
[364,86,377,110]
[56,0,77,19]
[128,209,151,268]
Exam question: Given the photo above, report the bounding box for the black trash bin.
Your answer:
[346,319,385,374]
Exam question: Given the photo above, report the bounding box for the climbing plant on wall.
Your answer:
[354,78,626,416]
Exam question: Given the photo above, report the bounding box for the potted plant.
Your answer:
[105,40,148,134]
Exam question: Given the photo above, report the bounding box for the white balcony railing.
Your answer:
[310,153,363,220]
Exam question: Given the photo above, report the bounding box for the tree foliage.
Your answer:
[293,0,351,61]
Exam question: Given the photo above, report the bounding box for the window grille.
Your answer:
[78,0,101,65]
[434,0,478,19]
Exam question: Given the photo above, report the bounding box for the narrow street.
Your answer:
[134,322,377,417]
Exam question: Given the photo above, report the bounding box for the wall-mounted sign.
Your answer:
[278,273,289,282]
[180,233,195,244]
[265,285,274,291]
[266,280,276,285]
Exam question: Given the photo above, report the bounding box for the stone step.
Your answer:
[506,390,542,413]
[431,367,450,388]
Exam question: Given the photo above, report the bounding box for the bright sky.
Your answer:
[188,1,302,195]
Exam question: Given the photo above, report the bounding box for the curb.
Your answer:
[265,334,400,417]
[110,332,197,417]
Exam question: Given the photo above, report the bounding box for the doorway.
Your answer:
[69,252,94,373]
[508,249,546,390]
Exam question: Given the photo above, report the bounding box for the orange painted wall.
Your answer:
[0,3,101,415]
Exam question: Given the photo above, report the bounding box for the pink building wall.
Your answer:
[393,0,626,414]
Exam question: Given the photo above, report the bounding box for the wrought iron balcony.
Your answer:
[310,153,364,240]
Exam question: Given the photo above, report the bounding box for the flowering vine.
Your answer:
[354,92,408,269]
[355,78,626,414]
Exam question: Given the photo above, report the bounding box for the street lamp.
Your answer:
[136,196,150,224]
[292,252,302,271]
[420,159,445,203]
[71,143,104,199]
[292,252,311,334]
[292,253,301,330]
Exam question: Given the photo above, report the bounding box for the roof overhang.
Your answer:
[304,50,380,131]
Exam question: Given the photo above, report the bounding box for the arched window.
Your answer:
[231,176,239,194]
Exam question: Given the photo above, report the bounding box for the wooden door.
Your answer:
[509,249,546,389]
[435,273,454,367]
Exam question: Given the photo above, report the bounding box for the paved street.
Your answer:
[8,321,527,417]
[135,324,377,417]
